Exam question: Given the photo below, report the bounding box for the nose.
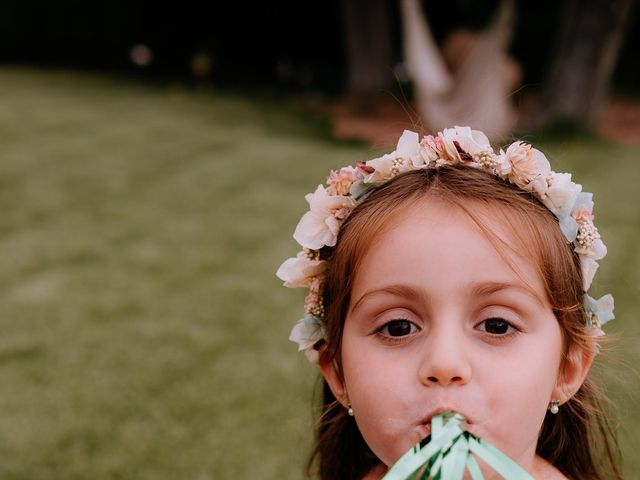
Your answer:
[418,325,472,387]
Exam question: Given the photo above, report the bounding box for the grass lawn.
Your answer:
[0,67,638,479]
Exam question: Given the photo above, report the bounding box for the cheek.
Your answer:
[480,336,563,455]
[341,338,421,465]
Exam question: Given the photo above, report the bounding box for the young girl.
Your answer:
[277,127,621,479]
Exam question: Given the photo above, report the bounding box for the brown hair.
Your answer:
[308,166,622,479]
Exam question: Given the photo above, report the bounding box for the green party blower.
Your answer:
[382,411,534,480]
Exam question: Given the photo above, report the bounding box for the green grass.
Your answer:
[0,67,638,479]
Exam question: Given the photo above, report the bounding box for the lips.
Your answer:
[420,407,473,431]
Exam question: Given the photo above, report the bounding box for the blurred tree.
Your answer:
[343,0,394,99]
[532,0,636,129]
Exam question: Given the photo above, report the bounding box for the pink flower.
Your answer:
[332,207,350,221]
[420,135,445,163]
[308,276,326,294]
[504,141,551,196]
[327,166,358,196]
[573,207,595,224]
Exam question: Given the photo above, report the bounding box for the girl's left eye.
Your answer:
[478,317,516,335]
[379,319,419,338]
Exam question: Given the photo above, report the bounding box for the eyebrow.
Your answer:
[349,281,545,317]
[470,281,545,306]
[349,284,422,316]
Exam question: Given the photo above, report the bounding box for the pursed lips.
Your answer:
[418,407,473,437]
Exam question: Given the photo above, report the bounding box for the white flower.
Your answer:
[542,172,582,219]
[576,234,607,260]
[584,293,615,327]
[293,185,356,249]
[504,141,551,196]
[541,172,582,241]
[571,192,607,289]
[289,315,325,363]
[573,192,594,213]
[580,257,599,292]
[439,126,492,163]
[363,152,395,183]
[493,151,511,178]
[558,215,578,243]
[396,130,421,164]
[362,130,421,183]
[276,251,327,288]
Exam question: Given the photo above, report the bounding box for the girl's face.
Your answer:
[323,200,571,475]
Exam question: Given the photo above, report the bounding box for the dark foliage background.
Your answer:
[0,0,637,92]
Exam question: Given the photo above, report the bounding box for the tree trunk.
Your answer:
[342,0,394,99]
[534,0,636,128]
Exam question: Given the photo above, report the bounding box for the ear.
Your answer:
[553,344,595,404]
[319,356,349,408]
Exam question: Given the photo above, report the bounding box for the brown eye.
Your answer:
[381,320,417,337]
[482,318,511,335]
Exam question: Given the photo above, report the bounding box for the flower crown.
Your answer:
[277,127,614,362]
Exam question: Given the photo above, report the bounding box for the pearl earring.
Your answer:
[550,399,560,414]
[347,405,354,416]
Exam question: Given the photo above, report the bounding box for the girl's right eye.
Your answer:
[379,319,419,338]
